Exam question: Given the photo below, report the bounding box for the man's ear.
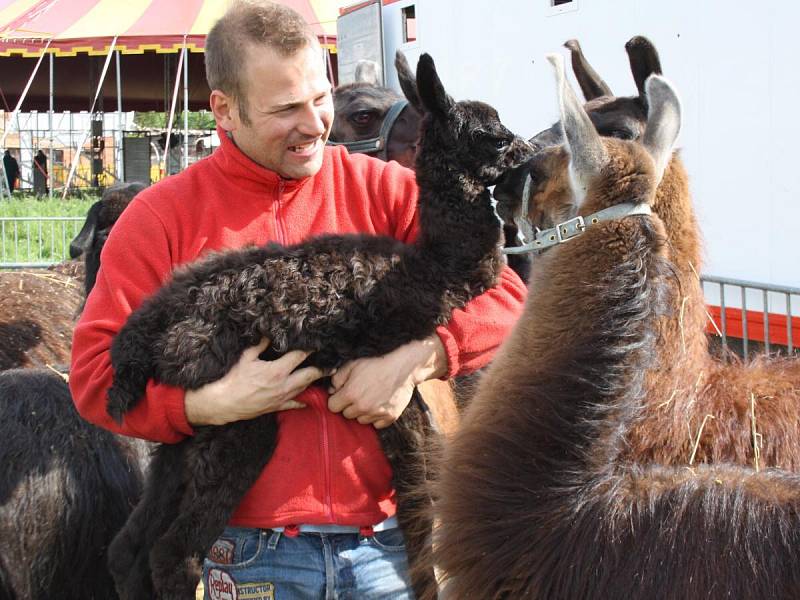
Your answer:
[210,90,237,131]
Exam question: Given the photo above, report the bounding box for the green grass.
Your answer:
[0,193,98,264]
[0,192,98,217]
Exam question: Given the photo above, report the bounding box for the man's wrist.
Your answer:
[411,335,448,383]
[184,382,224,426]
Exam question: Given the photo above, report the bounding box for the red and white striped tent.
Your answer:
[0,0,340,111]
[0,0,342,196]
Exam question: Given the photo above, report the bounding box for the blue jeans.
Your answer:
[202,526,414,600]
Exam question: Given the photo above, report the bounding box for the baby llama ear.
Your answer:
[547,52,608,207]
[642,74,682,185]
[416,53,454,117]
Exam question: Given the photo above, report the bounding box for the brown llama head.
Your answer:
[410,53,534,188]
[547,52,681,218]
[495,36,664,225]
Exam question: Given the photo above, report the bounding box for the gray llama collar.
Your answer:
[503,183,653,256]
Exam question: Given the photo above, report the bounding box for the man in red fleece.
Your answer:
[70,1,526,598]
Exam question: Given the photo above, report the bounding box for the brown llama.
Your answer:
[432,53,800,600]
[501,35,800,471]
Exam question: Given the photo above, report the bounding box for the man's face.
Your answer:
[229,42,334,179]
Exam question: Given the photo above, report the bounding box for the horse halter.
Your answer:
[502,175,653,255]
[327,99,410,161]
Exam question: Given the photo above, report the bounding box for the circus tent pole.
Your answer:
[48,52,54,200]
[0,39,52,150]
[116,50,124,182]
[183,42,189,170]
[62,36,118,198]
[163,35,186,177]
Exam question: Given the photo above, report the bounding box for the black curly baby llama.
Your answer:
[105,53,532,600]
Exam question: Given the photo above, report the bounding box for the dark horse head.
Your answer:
[328,58,422,169]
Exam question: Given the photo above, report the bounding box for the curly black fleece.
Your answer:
[105,53,532,600]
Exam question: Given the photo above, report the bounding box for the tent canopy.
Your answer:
[0,0,339,111]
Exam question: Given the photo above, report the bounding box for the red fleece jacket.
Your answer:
[70,132,527,528]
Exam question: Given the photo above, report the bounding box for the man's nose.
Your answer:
[297,103,329,137]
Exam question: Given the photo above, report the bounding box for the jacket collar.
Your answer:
[210,126,312,193]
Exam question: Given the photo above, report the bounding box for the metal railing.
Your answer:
[0,218,797,360]
[0,217,85,268]
[701,275,799,359]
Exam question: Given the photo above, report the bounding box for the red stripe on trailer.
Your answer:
[706,305,799,346]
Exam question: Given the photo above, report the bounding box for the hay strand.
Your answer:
[689,414,715,465]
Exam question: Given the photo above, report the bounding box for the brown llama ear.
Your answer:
[548,52,608,206]
[395,51,423,113]
[416,53,454,117]
[642,75,681,183]
[625,36,663,98]
[564,39,613,101]
[354,59,381,86]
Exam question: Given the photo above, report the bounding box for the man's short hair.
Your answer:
[205,0,318,124]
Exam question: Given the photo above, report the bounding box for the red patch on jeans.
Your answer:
[207,568,237,600]
[208,539,235,565]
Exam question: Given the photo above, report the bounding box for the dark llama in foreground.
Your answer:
[105,53,532,600]
[434,53,800,600]
[330,52,460,434]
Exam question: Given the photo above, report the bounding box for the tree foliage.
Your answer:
[133,111,216,130]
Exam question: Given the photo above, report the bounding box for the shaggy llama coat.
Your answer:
[1,184,148,600]
[433,54,800,600]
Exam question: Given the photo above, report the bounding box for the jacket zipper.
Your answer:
[275,181,289,244]
[277,182,334,521]
[316,388,334,520]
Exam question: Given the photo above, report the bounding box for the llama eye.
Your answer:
[495,139,509,151]
[351,110,375,126]
[606,129,634,140]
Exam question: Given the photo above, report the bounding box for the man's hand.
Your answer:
[184,338,328,426]
[327,336,447,429]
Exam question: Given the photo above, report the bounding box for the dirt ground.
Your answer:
[0,260,85,371]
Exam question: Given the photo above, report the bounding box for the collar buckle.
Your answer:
[555,215,586,244]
